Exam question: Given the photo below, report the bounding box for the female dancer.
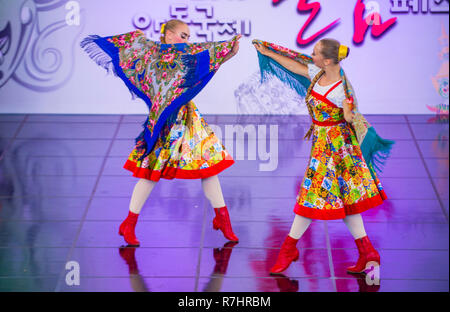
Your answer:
[253,38,393,275]
[82,19,241,246]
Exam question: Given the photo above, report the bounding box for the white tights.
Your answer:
[128,175,226,214]
[342,213,367,240]
[201,175,226,208]
[288,214,312,239]
[288,213,367,240]
[128,179,157,214]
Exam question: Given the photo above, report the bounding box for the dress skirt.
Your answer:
[294,120,387,220]
[124,101,234,182]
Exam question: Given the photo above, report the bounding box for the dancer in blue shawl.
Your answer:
[81,19,241,246]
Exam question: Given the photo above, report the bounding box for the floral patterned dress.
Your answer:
[124,101,234,181]
[81,30,237,182]
[294,76,387,220]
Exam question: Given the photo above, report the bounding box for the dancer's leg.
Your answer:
[342,213,367,239]
[201,175,226,208]
[202,175,238,242]
[119,179,157,246]
[288,214,312,239]
[343,214,380,274]
[129,178,158,214]
[270,214,312,274]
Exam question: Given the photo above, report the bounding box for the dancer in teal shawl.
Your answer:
[253,39,393,276]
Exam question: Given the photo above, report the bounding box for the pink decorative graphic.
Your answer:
[273,0,340,46]
[273,0,397,46]
[353,0,397,44]
[296,0,340,45]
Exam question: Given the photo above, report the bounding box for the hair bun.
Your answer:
[338,45,350,61]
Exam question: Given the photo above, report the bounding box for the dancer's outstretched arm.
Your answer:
[222,34,241,64]
[253,42,308,78]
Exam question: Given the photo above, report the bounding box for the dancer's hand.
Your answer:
[253,42,273,57]
[252,41,309,78]
[229,34,242,57]
[343,98,355,123]
[223,35,241,63]
[344,110,355,123]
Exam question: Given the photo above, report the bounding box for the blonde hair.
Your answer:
[319,38,350,64]
[160,19,187,44]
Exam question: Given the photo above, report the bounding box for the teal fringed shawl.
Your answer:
[252,39,395,176]
[361,127,395,179]
[256,49,311,98]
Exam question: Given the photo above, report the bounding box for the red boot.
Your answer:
[213,206,239,242]
[347,236,380,274]
[118,211,140,246]
[270,235,300,275]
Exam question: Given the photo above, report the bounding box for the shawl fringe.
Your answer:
[361,127,395,174]
[181,50,210,87]
[80,35,139,100]
[257,52,311,98]
[80,35,117,76]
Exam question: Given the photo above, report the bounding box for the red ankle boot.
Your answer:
[347,236,380,274]
[118,211,140,246]
[270,236,300,275]
[213,206,239,242]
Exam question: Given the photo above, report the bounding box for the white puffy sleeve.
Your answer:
[307,63,321,80]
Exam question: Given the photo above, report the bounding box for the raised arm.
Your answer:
[253,42,309,78]
[222,34,241,64]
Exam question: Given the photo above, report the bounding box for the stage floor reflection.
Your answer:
[0,114,448,292]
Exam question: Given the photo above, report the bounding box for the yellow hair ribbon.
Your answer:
[160,23,166,35]
[338,45,348,61]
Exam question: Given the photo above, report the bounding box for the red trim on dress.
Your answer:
[310,89,346,126]
[323,80,343,97]
[293,190,387,220]
[312,119,345,126]
[123,158,235,182]
[310,90,341,109]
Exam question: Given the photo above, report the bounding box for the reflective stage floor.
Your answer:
[0,114,448,292]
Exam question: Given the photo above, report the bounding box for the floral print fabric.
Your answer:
[294,91,387,220]
[124,101,234,181]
